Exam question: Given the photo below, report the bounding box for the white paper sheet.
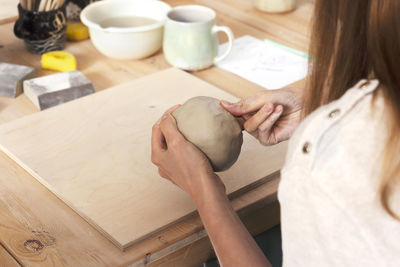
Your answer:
[216,35,308,90]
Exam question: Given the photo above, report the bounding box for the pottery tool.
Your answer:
[26,0,32,11]
[20,0,27,9]
[38,0,47,12]
[23,70,94,110]
[57,0,65,9]
[51,0,58,10]
[33,0,40,11]
[0,68,288,250]
[23,0,65,11]
[0,62,36,98]
[45,0,52,11]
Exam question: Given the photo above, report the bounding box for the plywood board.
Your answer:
[0,68,287,250]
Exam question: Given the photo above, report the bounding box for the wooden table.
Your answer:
[0,0,312,266]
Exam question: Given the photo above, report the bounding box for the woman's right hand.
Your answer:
[221,88,303,146]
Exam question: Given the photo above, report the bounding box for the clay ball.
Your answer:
[172,96,243,172]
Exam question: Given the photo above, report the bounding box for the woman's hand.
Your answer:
[151,107,271,267]
[221,88,302,146]
[151,105,225,197]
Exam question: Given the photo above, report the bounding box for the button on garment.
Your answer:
[278,79,400,267]
[328,108,341,118]
[302,142,312,154]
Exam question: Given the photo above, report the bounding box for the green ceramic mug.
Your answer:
[163,5,234,71]
[255,0,296,13]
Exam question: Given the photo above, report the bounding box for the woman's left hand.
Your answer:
[151,105,225,197]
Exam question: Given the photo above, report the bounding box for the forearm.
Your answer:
[191,174,271,267]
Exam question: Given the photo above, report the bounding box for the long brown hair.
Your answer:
[304,0,400,219]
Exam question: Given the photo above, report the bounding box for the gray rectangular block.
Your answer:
[24,70,95,110]
[0,62,37,98]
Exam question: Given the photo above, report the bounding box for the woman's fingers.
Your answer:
[163,104,181,116]
[156,104,183,146]
[151,121,167,168]
[243,114,251,120]
[151,122,166,152]
[159,114,183,146]
[235,116,246,130]
[158,168,166,178]
[220,94,267,116]
[258,105,284,145]
[151,104,182,162]
[258,105,283,132]
[158,168,169,179]
[243,104,274,132]
[273,127,292,144]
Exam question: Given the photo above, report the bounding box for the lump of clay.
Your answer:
[172,96,243,172]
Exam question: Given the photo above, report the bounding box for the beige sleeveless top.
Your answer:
[278,80,400,266]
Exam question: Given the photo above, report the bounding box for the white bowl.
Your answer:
[80,0,171,60]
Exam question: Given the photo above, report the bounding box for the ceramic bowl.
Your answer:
[80,0,171,59]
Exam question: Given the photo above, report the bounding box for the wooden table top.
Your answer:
[0,0,312,266]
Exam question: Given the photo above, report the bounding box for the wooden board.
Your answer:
[0,68,287,250]
[0,0,18,25]
[0,244,20,267]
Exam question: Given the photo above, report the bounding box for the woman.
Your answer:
[151,0,400,266]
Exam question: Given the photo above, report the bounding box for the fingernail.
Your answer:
[263,104,273,113]
[275,105,283,113]
[162,114,169,120]
[221,100,233,106]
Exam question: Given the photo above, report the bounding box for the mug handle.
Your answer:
[212,26,234,63]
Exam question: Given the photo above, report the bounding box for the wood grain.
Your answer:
[0,244,20,267]
[0,68,288,250]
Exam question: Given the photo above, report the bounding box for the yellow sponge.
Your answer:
[41,51,77,72]
[66,23,90,41]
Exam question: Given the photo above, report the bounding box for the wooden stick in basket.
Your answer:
[51,0,58,10]
[26,0,32,10]
[38,0,47,11]
[20,0,27,9]
[45,0,52,11]
[58,0,66,9]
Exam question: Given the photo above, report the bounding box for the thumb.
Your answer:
[220,95,266,116]
[159,114,184,145]
[220,100,248,116]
